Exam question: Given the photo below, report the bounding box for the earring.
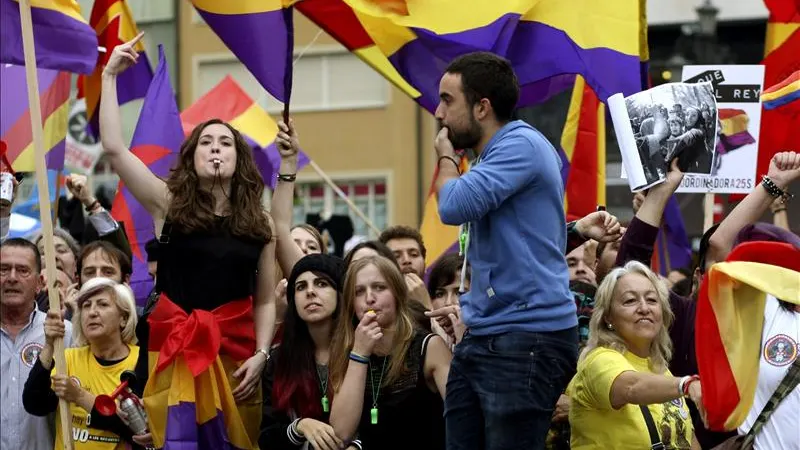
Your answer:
[606,323,614,331]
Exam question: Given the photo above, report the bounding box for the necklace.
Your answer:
[368,356,389,425]
[316,364,329,413]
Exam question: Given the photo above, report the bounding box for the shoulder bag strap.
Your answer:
[158,219,172,245]
[742,354,800,447]
[639,405,665,450]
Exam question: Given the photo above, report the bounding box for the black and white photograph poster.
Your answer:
[680,65,765,194]
[608,81,719,192]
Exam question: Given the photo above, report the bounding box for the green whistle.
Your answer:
[458,231,467,254]
[322,396,329,413]
[370,407,378,425]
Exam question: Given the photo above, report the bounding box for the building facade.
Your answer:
[179,5,439,239]
[68,0,794,241]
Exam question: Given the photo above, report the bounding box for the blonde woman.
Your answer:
[328,256,451,450]
[23,277,145,449]
[568,261,703,449]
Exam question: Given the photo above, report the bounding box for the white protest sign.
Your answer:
[64,99,102,175]
[679,65,765,194]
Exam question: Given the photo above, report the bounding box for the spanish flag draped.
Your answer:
[696,241,800,431]
[144,296,260,449]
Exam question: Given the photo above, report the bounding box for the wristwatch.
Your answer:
[255,348,269,360]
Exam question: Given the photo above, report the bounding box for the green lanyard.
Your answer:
[458,223,469,256]
[316,365,329,413]
[458,155,478,257]
[368,357,388,425]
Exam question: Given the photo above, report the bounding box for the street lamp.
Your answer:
[658,0,726,83]
[696,0,720,38]
[694,0,721,63]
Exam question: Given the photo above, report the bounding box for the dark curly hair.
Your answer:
[165,119,271,243]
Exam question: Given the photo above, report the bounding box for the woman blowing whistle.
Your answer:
[99,33,277,449]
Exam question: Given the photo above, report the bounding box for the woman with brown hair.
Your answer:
[328,256,451,449]
[100,35,276,449]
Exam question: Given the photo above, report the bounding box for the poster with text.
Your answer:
[679,65,765,193]
[65,99,102,175]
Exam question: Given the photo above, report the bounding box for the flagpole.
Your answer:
[703,192,715,231]
[308,160,381,236]
[17,1,73,448]
[52,169,62,224]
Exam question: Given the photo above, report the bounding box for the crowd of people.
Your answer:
[1,37,798,450]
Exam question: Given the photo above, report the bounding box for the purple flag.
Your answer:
[653,196,693,275]
[0,0,98,74]
[191,1,294,104]
[111,45,181,304]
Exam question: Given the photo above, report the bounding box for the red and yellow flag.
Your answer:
[559,76,606,222]
[419,156,470,268]
[78,0,152,137]
[696,241,800,431]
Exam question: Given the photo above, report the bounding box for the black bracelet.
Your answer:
[438,156,461,174]
[566,221,586,240]
[85,200,100,212]
[277,173,297,183]
[762,176,793,202]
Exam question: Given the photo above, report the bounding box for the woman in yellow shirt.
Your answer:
[23,277,145,449]
[568,261,704,449]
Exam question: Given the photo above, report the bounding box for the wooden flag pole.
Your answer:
[52,169,63,224]
[703,192,715,232]
[307,160,381,236]
[17,1,73,448]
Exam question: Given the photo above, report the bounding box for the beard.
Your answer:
[439,113,482,151]
[401,266,422,277]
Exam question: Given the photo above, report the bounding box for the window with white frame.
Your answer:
[195,50,389,113]
[292,178,388,238]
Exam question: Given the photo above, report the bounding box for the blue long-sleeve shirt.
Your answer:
[438,120,576,334]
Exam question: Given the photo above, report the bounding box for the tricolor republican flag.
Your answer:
[696,241,800,431]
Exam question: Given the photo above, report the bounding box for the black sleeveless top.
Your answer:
[155,216,264,311]
[132,217,264,394]
[357,331,445,450]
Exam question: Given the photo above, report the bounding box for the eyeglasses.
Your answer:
[0,265,34,278]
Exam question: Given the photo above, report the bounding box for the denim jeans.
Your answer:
[445,328,578,450]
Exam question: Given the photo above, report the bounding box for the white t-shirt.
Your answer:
[738,295,800,450]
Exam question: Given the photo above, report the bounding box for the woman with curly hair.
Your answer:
[100,34,276,450]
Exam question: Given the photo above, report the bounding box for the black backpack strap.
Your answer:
[741,354,800,447]
[158,219,172,245]
[639,405,665,450]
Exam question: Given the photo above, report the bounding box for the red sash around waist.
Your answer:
[148,294,256,377]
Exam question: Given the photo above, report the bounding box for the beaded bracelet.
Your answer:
[762,176,793,202]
